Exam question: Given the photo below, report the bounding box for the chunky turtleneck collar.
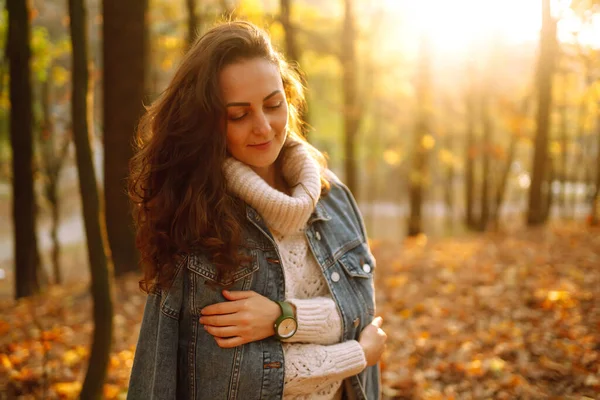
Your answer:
[223,139,322,235]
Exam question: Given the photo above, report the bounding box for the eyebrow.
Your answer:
[225,90,282,107]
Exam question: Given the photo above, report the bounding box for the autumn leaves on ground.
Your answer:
[1,224,599,399]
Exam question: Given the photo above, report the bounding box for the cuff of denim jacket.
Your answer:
[284,297,340,343]
[328,340,368,377]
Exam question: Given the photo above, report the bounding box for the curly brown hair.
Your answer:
[128,21,328,293]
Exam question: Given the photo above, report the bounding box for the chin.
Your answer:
[247,156,278,170]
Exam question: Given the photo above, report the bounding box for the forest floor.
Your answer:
[0,222,599,399]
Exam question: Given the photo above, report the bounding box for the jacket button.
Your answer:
[362,264,371,273]
[331,272,340,282]
[315,231,321,241]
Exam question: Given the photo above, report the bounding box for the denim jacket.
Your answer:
[127,176,381,400]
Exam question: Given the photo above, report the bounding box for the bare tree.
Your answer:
[341,0,360,195]
[186,0,199,47]
[589,100,600,225]
[407,35,432,237]
[527,0,558,225]
[479,86,492,230]
[279,0,310,138]
[464,62,477,230]
[69,0,114,397]
[103,0,147,276]
[39,77,70,285]
[8,0,40,298]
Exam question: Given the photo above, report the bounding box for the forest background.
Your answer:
[1,0,599,398]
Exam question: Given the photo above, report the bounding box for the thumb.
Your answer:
[222,290,255,301]
[371,316,383,328]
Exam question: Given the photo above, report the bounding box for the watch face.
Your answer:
[277,317,298,338]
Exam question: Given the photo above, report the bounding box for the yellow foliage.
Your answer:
[161,58,174,72]
[52,381,82,397]
[490,357,506,372]
[62,349,82,367]
[52,66,69,86]
[385,275,408,288]
[302,52,341,76]
[268,22,285,45]
[0,353,12,369]
[438,148,453,165]
[383,149,402,166]
[104,384,121,399]
[421,134,435,150]
[158,35,181,50]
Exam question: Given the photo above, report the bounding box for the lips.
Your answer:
[248,140,272,150]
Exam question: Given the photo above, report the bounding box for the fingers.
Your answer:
[372,316,383,328]
[201,291,257,315]
[201,301,240,316]
[199,313,239,327]
[214,336,246,349]
[222,290,256,301]
[203,324,240,338]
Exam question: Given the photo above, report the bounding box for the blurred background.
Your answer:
[0,0,599,398]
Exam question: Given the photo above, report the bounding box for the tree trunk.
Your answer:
[103,0,147,276]
[559,68,569,218]
[479,89,492,231]
[589,109,600,225]
[543,155,555,221]
[464,64,476,230]
[407,35,431,237]
[341,0,359,195]
[444,132,455,234]
[69,0,114,397]
[40,77,63,285]
[572,88,589,217]
[279,0,310,139]
[8,0,40,298]
[527,0,557,225]
[492,97,530,228]
[186,0,199,47]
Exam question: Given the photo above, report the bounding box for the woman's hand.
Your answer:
[358,316,387,366]
[199,290,281,348]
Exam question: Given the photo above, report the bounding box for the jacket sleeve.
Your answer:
[127,262,186,399]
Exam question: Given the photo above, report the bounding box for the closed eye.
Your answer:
[229,113,247,121]
[265,101,283,110]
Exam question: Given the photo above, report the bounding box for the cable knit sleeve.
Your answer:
[282,340,366,396]
[282,297,342,345]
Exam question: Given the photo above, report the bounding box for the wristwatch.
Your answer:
[273,301,298,340]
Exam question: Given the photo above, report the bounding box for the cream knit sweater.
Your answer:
[223,141,367,399]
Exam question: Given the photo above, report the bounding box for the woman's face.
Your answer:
[220,58,289,173]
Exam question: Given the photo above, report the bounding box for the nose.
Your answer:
[252,111,270,136]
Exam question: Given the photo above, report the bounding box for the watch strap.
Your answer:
[274,301,297,339]
[275,301,294,320]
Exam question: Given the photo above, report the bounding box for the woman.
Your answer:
[127,21,387,400]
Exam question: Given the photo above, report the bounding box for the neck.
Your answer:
[252,161,289,195]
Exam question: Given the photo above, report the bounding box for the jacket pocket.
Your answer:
[338,242,376,317]
[338,242,376,279]
[186,247,260,316]
[187,248,259,286]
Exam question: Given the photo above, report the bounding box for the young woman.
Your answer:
[127,21,387,400]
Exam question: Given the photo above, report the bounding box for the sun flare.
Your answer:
[380,0,599,54]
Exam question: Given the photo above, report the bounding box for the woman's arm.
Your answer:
[282,340,366,396]
[283,297,342,345]
[199,291,343,346]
